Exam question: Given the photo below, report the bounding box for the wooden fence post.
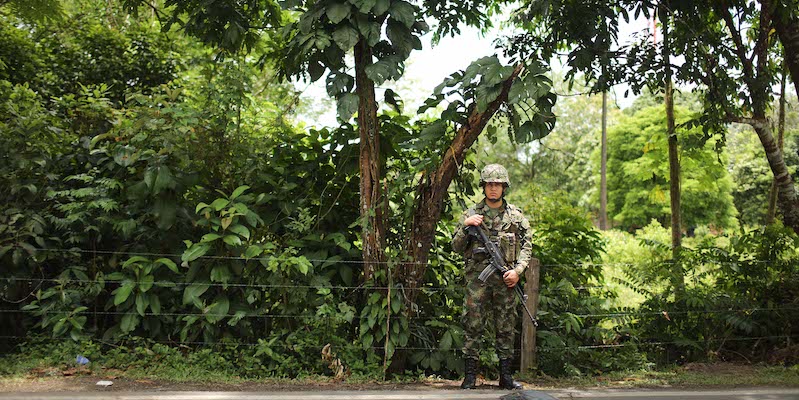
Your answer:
[520,257,540,373]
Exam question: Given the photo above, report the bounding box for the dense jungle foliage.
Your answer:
[1,0,798,381]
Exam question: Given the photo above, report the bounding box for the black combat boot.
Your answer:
[498,358,522,390]
[460,358,478,389]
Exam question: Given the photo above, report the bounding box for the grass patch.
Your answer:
[2,342,797,390]
[523,363,799,388]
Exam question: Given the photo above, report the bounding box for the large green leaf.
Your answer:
[230,185,250,199]
[113,145,136,167]
[211,198,230,211]
[183,283,210,306]
[337,93,359,121]
[153,165,175,194]
[350,0,377,13]
[326,71,354,96]
[295,257,311,275]
[386,20,420,59]
[388,0,416,28]
[182,243,211,263]
[154,258,179,273]
[244,245,263,259]
[228,224,250,240]
[508,78,530,105]
[481,58,514,86]
[195,202,211,214]
[313,31,333,50]
[309,61,326,82]
[206,296,230,323]
[372,0,389,15]
[122,256,150,268]
[201,233,222,242]
[113,283,134,306]
[139,275,154,292]
[233,203,250,216]
[439,330,453,350]
[298,7,324,33]
[120,313,139,333]
[332,24,359,51]
[223,235,242,246]
[339,265,353,285]
[326,2,351,24]
[135,293,149,316]
[211,265,232,283]
[365,56,403,85]
[153,198,177,230]
[508,73,552,105]
[475,83,502,113]
[149,293,162,315]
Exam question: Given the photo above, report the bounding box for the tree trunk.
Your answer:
[661,6,684,294]
[767,65,787,224]
[354,39,385,282]
[769,0,799,100]
[746,116,799,231]
[718,1,799,235]
[599,90,608,230]
[398,64,525,305]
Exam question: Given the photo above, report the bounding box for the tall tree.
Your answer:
[512,0,799,234]
[275,0,507,283]
[660,3,683,294]
[767,65,788,224]
[599,90,608,230]
[701,0,799,232]
[765,0,799,99]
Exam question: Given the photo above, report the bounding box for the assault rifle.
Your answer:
[467,224,538,326]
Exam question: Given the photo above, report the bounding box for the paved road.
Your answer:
[2,389,799,400]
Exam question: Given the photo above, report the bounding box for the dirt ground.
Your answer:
[0,375,471,393]
[0,367,470,393]
[0,362,788,393]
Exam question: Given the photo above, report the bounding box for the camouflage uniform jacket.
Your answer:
[452,199,533,276]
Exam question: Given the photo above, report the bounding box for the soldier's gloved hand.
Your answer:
[503,270,519,288]
[464,215,483,226]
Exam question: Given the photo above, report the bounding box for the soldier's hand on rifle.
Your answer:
[464,215,483,226]
[503,270,519,288]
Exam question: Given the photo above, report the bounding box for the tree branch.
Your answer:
[434,63,525,189]
[717,5,756,82]
[724,114,769,130]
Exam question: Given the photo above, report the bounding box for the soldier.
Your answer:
[452,164,533,390]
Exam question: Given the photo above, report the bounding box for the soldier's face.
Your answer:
[484,182,504,201]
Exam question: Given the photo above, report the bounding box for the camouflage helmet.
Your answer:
[479,164,510,188]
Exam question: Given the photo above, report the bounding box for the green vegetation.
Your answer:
[2,339,798,387]
[1,0,799,386]
[605,105,737,231]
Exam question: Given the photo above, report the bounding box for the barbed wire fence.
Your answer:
[1,245,797,372]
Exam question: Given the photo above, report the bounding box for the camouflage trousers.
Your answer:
[461,259,518,360]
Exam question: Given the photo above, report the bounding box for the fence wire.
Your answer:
[0,334,796,353]
[2,276,607,292]
[2,245,796,363]
[13,246,781,269]
[0,303,796,320]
